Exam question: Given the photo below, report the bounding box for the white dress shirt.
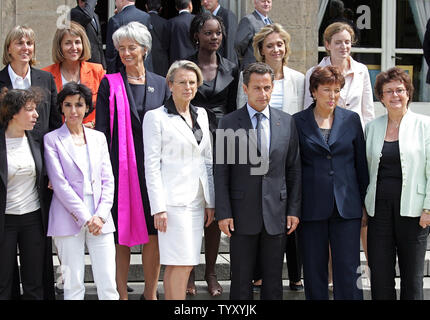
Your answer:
[8,64,31,89]
[247,103,271,155]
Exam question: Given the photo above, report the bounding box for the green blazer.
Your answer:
[365,110,430,217]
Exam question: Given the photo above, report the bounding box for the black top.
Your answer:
[320,128,331,144]
[376,140,402,199]
[129,83,146,121]
[164,96,202,144]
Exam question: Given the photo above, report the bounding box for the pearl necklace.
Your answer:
[127,74,145,80]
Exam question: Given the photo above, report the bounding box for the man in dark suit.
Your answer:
[215,62,301,300]
[166,0,196,65]
[424,18,430,84]
[201,0,238,65]
[235,0,273,70]
[146,0,169,77]
[70,0,107,69]
[105,0,153,74]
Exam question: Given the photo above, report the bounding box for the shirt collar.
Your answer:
[8,64,31,89]
[212,4,221,16]
[255,9,268,19]
[247,103,270,121]
[148,10,158,14]
[165,96,198,119]
[179,9,191,14]
[119,3,134,12]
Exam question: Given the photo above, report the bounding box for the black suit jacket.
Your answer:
[0,127,55,299]
[105,5,153,74]
[70,0,107,69]
[95,69,170,225]
[167,11,196,65]
[149,11,169,77]
[216,6,239,65]
[0,66,62,142]
[188,52,238,132]
[424,18,430,84]
[293,105,369,221]
[215,106,301,235]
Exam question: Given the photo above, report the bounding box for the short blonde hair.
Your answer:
[3,25,37,66]
[323,22,356,55]
[112,22,152,56]
[166,60,203,87]
[253,23,291,66]
[51,21,91,64]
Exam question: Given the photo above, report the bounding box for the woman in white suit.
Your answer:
[44,82,118,300]
[143,60,215,300]
[236,23,305,114]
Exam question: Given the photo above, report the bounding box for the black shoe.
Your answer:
[140,291,160,300]
[127,285,134,293]
[289,283,304,291]
[55,284,64,295]
[252,284,261,293]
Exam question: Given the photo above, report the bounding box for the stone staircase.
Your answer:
[48,234,430,300]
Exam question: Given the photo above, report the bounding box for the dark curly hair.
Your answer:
[309,66,345,100]
[189,12,226,48]
[374,67,413,106]
[57,82,94,117]
[0,87,43,127]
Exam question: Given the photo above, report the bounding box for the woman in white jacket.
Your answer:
[236,23,305,115]
[143,60,215,300]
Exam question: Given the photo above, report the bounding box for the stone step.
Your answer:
[58,278,430,300]
[50,250,430,283]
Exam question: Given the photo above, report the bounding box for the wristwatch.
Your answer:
[423,209,430,214]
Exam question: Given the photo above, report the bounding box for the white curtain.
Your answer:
[318,0,330,30]
[409,0,430,101]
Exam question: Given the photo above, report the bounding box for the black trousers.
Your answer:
[230,227,286,300]
[368,198,429,300]
[299,208,363,300]
[0,210,45,300]
[254,230,302,283]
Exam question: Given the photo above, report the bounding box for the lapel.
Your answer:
[164,98,199,148]
[213,54,234,96]
[0,66,12,89]
[57,123,85,175]
[327,107,347,146]
[26,131,42,188]
[31,67,43,87]
[237,104,259,154]
[79,61,92,86]
[268,107,281,157]
[0,127,7,189]
[145,71,161,111]
[83,126,95,178]
[298,106,330,152]
[282,66,294,111]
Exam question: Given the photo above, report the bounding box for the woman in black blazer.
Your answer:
[95,22,170,300]
[292,66,369,300]
[0,25,60,300]
[0,26,62,142]
[186,12,239,297]
[0,87,54,300]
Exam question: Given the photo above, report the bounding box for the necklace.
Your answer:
[127,74,145,80]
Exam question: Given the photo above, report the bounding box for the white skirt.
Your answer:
[158,183,205,266]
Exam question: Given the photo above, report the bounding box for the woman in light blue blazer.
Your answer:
[365,67,430,300]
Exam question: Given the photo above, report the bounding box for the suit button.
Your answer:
[329,170,334,176]
[327,155,332,160]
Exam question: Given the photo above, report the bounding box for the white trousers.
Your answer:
[54,227,119,300]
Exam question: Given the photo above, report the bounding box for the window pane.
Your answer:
[319,0,382,48]
[396,0,421,49]
[396,54,429,102]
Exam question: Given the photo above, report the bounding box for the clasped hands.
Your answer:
[86,216,104,236]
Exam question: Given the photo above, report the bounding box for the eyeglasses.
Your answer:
[382,88,407,96]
